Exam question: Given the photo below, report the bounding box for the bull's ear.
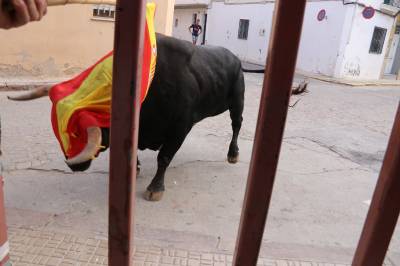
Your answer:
[67,160,92,172]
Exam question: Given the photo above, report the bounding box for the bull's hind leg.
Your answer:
[137,158,141,176]
[227,72,245,164]
[144,122,192,201]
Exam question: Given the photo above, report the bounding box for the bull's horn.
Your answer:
[66,127,102,165]
[7,85,52,101]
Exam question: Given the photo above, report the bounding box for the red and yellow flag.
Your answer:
[49,3,157,159]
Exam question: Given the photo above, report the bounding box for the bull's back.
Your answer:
[139,34,243,150]
[185,41,243,121]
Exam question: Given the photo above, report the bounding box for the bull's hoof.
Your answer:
[144,190,164,201]
[227,154,239,164]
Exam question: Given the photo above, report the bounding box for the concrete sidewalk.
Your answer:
[7,226,359,266]
[296,70,400,87]
[242,62,400,87]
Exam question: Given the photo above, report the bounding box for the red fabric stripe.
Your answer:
[141,20,152,103]
[49,51,113,104]
[50,52,113,155]
[51,19,154,158]
[65,110,110,157]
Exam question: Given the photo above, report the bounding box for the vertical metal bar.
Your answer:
[0,120,11,266]
[108,0,146,265]
[352,105,400,266]
[233,1,307,265]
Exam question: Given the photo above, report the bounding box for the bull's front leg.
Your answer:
[144,123,191,201]
[144,154,170,201]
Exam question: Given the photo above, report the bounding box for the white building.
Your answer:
[173,0,210,44]
[173,0,400,80]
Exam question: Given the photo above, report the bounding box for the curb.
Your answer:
[297,71,400,87]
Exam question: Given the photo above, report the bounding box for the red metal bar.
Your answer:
[233,1,307,265]
[352,104,400,266]
[0,121,10,266]
[0,176,10,266]
[108,0,146,265]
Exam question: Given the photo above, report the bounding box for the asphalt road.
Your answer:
[1,74,399,264]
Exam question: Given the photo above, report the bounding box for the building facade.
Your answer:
[173,0,400,80]
[0,0,175,81]
[173,0,209,44]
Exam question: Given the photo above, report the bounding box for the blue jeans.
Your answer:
[192,34,199,44]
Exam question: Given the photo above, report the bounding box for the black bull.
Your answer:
[9,34,306,201]
[110,34,244,201]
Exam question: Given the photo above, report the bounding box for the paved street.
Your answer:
[1,73,399,265]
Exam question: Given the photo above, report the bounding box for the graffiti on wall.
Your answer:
[344,59,361,77]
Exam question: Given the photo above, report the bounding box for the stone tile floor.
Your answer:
[6,226,364,266]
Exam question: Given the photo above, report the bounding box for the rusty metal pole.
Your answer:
[232,1,307,265]
[352,104,400,266]
[108,0,146,265]
[0,121,11,266]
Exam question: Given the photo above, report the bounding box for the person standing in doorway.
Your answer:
[189,19,202,45]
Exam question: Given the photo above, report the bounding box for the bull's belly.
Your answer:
[138,138,162,151]
[137,119,166,151]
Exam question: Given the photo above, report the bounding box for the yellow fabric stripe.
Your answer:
[146,2,157,98]
[56,56,113,152]
[56,3,157,154]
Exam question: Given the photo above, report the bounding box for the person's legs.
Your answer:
[192,34,198,45]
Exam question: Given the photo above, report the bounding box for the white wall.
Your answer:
[358,0,386,9]
[175,0,210,5]
[202,0,395,80]
[206,0,351,73]
[173,8,207,43]
[205,1,274,64]
[336,5,395,79]
[297,1,351,76]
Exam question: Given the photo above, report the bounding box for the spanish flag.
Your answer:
[49,3,157,159]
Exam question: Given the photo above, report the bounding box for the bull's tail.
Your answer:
[241,67,265,73]
[291,80,308,95]
[241,66,309,95]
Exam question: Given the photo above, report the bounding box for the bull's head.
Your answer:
[8,86,110,172]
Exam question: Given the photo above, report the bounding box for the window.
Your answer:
[384,0,400,8]
[92,5,115,21]
[369,27,387,54]
[396,25,400,34]
[238,19,250,40]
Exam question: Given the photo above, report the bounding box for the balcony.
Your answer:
[381,0,400,16]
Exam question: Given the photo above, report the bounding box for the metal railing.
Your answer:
[109,0,400,265]
[108,0,146,264]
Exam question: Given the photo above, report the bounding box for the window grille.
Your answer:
[92,5,115,20]
[238,19,250,40]
[369,27,387,54]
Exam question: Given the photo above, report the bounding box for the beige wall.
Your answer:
[0,0,174,81]
[152,0,175,36]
